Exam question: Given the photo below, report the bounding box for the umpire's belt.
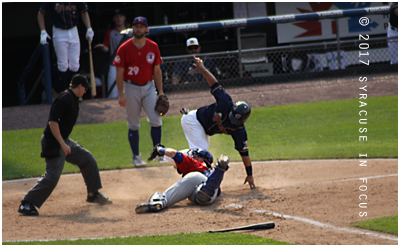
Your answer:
[124,80,151,86]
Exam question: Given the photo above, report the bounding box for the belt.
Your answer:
[390,26,398,31]
[54,25,76,30]
[124,80,151,86]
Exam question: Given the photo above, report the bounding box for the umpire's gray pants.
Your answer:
[22,137,102,208]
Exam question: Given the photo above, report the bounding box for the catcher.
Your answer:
[135,144,229,213]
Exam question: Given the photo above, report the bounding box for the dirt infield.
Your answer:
[2,160,398,244]
[2,73,398,244]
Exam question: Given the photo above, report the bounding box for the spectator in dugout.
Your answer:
[171,37,220,85]
[95,9,129,98]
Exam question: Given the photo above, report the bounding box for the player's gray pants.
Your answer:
[195,166,226,204]
[163,172,207,207]
[22,137,102,208]
[124,81,162,130]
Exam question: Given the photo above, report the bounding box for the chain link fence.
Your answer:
[160,36,397,93]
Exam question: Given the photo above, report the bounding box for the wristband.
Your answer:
[158,147,166,155]
[245,166,252,176]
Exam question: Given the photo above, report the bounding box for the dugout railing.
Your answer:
[18,5,394,104]
[160,35,397,93]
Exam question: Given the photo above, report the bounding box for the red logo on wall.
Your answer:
[294,2,336,38]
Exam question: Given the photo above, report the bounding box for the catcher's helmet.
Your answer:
[187,148,213,168]
[228,101,251,126]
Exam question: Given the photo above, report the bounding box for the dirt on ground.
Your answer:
[2,73,398,244]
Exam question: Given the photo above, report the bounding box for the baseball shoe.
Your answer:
[18,201,39,216]
[86,191,113,205]
[135,202,164,214]
[132,155,147,167]
[180,108,189,115]
[156,155,168,163]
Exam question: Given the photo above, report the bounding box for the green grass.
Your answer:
[351,215,398,235]
[2,95,397,180]
[3,232,292,245]
[2,96,397,245]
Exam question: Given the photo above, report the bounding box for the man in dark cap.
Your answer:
[18,75,112,216]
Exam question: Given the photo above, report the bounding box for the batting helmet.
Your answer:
[187,148,213,168]
[228,101,251,126]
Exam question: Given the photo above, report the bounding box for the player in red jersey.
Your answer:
[113,16,166,167]
[135,144,230,214]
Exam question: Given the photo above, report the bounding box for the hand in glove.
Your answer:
[40,30,51,45]
[86,28,94,42]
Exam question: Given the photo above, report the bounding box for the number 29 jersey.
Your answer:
[113,38,162,85]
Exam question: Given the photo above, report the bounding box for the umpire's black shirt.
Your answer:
[43,89,80,140]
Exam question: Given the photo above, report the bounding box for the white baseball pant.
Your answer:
[52,26,80,72]
[181,110,210,150]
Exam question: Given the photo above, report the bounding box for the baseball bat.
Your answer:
[209,222,275,233]
[88,39,96,97]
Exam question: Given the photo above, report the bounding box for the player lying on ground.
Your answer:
[135,144,229,213]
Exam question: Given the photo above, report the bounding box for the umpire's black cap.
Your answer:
[70,74,91,90]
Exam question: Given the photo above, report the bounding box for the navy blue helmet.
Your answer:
[187,148,213,168]
[228,101,251,126]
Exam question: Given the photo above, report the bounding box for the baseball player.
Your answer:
[113,16,166,166]
[94,9,128,98]
[180,56,255,189]
[38,3,94,93]
[387,2,398,64]
[18,75,112,216]
[136,144,229,213]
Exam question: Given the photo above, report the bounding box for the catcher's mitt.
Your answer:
[155,95,169,116]
[148,143,165,161]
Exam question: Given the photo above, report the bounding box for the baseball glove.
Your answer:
[155,95,170,116]
[148,143,165,161]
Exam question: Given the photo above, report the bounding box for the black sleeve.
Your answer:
[48,99,69,123]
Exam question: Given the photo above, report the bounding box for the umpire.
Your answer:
[18,75,112,216]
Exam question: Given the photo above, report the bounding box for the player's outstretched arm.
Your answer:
[192,56,217,87]
[242,156,256,189]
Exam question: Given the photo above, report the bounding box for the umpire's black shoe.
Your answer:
[18,201,39,216]
[86,191,113,205]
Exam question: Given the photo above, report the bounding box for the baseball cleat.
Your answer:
[18,201,39,216]
[86,191,113,205]
[135,202,163,214]
[156,155,168,163]
[132,155,147,167]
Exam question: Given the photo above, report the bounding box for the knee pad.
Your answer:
[195,183,218,205]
